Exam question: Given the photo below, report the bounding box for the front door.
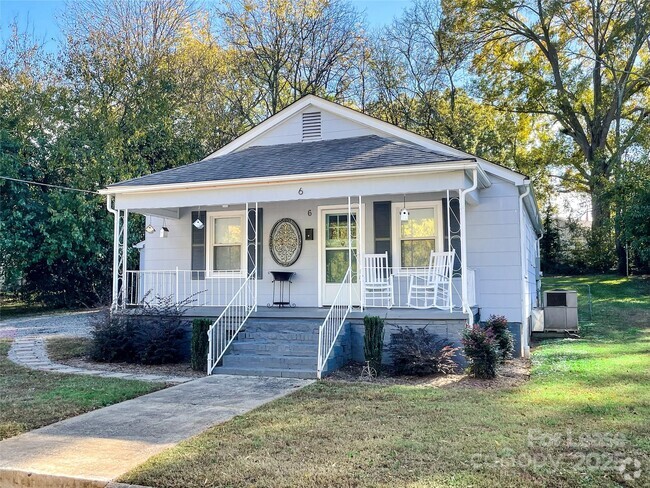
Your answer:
[320,207,362,306]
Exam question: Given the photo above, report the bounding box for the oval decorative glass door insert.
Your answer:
[269,218,303,266]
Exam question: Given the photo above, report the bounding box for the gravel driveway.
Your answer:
[0,309,103,340]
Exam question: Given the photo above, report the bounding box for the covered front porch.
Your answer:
[112,190,478,314]
[106,164,486,376]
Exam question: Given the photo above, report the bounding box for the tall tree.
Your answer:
[214,0,364,117]
[465,0,650,269]
[367,0,550,196]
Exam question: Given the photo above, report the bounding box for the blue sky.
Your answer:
[0,0,409,53]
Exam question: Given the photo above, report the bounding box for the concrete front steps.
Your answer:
[211,318,347,379]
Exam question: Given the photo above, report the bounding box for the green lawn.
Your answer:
[46,336,92,361]
[121,275,649,488]
[0,340,166,440]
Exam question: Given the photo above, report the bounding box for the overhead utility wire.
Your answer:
[0,176,100,195]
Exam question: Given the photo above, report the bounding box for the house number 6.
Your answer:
[308,210,312,216]
[298,188,304,195]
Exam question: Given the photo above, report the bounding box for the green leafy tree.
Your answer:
[464,0,650,271]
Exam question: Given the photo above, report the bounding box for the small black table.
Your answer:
[268,271,296,308]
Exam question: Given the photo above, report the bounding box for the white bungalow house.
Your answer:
[100,95,542,379]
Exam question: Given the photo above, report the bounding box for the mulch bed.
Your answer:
[56,357,205,379]
[325,358,531,389]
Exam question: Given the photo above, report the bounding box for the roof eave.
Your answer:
[100,159,483,195]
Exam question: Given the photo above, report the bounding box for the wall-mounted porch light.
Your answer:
[160,218,169,238]
[145,216,156,234]
[400,195,409,222]
[193,206,204,229]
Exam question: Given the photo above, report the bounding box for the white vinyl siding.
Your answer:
[139,181,530,318]
[239,107,380,148]
[466,178,523,322]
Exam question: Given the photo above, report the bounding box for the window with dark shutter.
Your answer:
[373,201,392,266]
[191,210,206,280]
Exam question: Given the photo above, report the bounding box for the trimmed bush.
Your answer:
[462,324,499,379]
[363,316,384,374]
[191,318,212,371]
[486,314,514,362]
[90,294,190,364]
[388,325,459,375]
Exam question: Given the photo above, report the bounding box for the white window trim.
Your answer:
[206,210,247,278]
[391,200,444,270]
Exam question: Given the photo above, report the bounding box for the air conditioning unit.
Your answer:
[543,290,578,332]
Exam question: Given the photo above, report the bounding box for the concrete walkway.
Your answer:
[8,335,192,384]
[0,374,312,487]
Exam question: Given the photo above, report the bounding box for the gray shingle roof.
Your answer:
[109,135,468,187]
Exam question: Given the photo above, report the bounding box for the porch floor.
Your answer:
[184,306,477,321]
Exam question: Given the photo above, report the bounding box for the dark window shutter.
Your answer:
[373,201,392,266]
[442,198,461,276]
[247,208,263,278]
[191,210,206,280]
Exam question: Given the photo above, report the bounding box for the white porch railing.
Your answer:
[207,268,257,375]
[125,267,477,310]
[375,267,476,309]
[125,269,246,307]
[317,267,352,379]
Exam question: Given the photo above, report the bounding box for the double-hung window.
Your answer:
[210,213,245,274]
[393,202,443,268]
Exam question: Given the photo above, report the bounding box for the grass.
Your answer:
[121,275,649,488]
[0,340,166,441]
[47,336,91,361]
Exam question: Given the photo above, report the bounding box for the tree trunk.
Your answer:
[590,183,610,232]
[590,178,622,273]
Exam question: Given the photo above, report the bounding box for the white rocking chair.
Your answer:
[362,252,394,308]
[407,251,455,311]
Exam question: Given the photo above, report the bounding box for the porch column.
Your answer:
[348,196,352,307]
[255,201,258,312]
[121,209,129,309]
[459,189,468,317]
[358,195,363,312]
[107,195,128,311]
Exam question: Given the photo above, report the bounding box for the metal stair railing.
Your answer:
[207,268,256,375]
[317,267,352,379]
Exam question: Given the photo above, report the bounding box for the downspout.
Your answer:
[459,168,478,326]
[536,229,544,308]
[518,181,531,359]
[106,195,119,311]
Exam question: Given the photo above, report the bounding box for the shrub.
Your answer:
[388,325,459,375]
[135,315,187,366]
[88,311,137,362]
[191,318,212,371]
[462,324,499,379]
[363,316,384,374]
[485,315,514,362]
[90,294,191,364]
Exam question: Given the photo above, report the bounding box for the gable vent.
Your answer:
[302,112,322,141]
